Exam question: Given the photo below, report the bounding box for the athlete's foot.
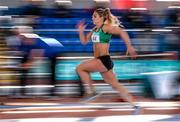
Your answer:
[81,92,99,103]
[132,105,141,115]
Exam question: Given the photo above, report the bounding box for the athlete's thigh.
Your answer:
[78,58,107,72]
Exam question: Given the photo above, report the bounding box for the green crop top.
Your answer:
[91,25,112,43]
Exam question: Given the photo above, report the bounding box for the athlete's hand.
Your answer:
[127,46,137,59]
[77,20,87,32]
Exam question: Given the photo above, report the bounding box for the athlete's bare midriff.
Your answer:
[93,43,110,58]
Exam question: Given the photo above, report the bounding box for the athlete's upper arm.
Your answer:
[108,26,124,35]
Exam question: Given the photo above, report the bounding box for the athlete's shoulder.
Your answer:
[102,24,111,33]
[91,26,97,32]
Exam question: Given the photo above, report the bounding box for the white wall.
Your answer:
[0,0,179,10]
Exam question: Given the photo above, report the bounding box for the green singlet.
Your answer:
[91,24,112,43]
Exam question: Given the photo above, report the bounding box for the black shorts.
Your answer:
[97,55,114,71]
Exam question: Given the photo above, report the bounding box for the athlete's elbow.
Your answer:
[81,39,88,45]
[81,41,87,45]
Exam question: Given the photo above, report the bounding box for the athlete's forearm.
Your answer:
[79,31,87,45]
[120,30,137,57]
[79,30,93,45]
[120,31,132,48]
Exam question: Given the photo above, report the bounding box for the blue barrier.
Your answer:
[55,60,180,80]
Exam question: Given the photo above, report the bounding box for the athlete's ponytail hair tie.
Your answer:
[103,8,111,20]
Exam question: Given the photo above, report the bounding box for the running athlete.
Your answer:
[76,8,140,114]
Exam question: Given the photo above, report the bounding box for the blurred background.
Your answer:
[0,0,179,100]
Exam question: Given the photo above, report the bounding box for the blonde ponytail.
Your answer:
[103,8,122,27]
[95,8,123,27]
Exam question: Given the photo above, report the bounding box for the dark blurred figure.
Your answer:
[6,27,22,53]
[43,40,63,97]
[123,10,151,29]
[166,8,179,27]
[164,30,180,60]
[53,0,72,18]
[19,0,45,28]
[132,31,159,53]
[6,26,45,96]
[22,0,43,16]
[93,0,110,9]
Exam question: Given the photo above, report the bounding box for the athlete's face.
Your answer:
[92,12,103,25]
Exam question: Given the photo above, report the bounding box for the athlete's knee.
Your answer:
[76,65,80,73]
[76,65,84,74]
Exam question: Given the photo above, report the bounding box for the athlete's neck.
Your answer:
[96,22,104,29]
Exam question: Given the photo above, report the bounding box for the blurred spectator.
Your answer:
[132,32,159,53]
[38,38,63,96]
[21,0,44,17]
[166,8,179,26]
[164,30,180,59]
[53,0,72,18]
[18,0,45,28]
[6,26,45,96]
[123,10,151,29]
[6,27,22,52]
[93,0,111,9]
